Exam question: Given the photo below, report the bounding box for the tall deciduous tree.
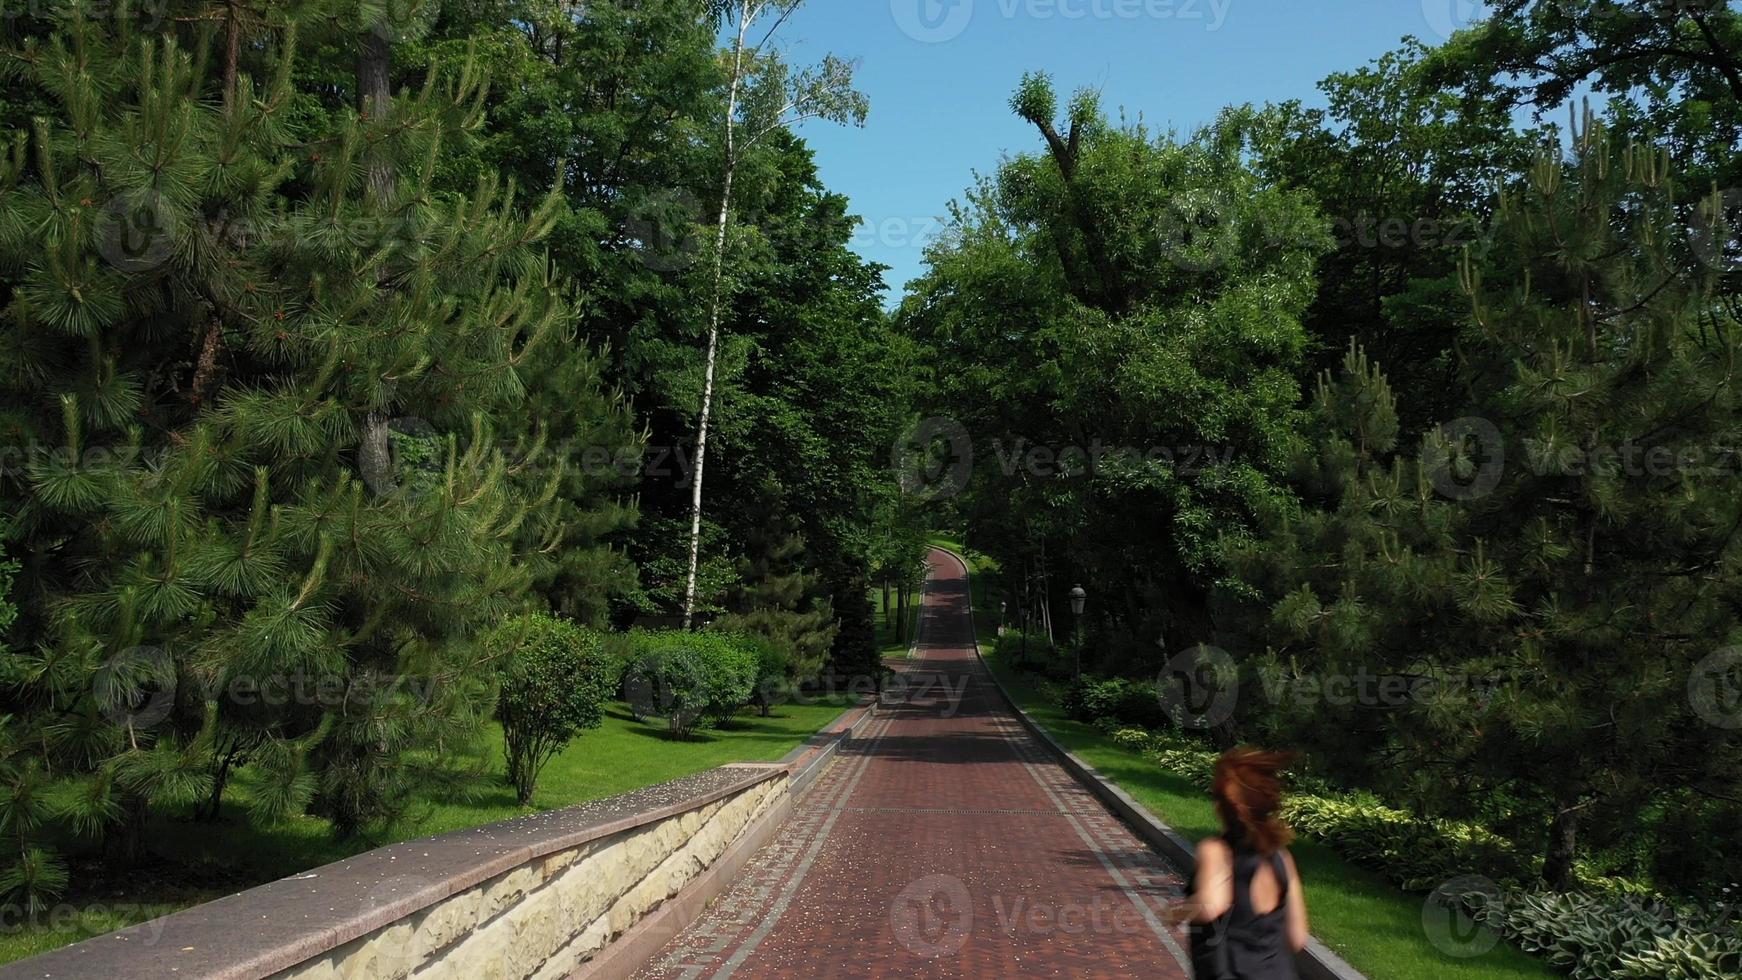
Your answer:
[903,74,1329,669]
[679,0,865,627]
[1242,41,1539,434]
[1424,0,1742,192]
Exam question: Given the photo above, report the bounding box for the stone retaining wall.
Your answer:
[2,701,875,980]
[277,772,783,980]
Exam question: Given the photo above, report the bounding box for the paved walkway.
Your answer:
[633,547,1191,979]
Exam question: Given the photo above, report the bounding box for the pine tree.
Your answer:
[1229,115,1742,891]
[713,526,837,704]
[0,0,605,887]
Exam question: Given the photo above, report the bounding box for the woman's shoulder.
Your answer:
[1196,836,1233,862]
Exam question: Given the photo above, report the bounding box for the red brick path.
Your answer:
[632,547,1192,979]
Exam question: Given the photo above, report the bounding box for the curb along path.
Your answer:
[632,547,1193,978]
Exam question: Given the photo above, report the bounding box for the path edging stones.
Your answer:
[781,696,879,797]
[933,545,1369,980]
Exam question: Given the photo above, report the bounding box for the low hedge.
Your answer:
[1097,721,1742,979]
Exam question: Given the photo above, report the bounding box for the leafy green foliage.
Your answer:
[902,73,1328,681]
[728,631,791,717]
[1240,41,1538,434]
[1461,887,1742,980]
[487,614,615,806]
[622,630,757,737]
[1060,675,1169,731]
[0,527,15,642]
[1422,0,1742,194]
[991,630,1050,673]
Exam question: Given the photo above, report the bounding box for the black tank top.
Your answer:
[1187,840,1298,980]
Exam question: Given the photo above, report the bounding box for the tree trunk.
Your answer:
[223,0,241,108]
[104,793,150,867]
[358,29,393,190]
[356,24,397,495]
[896,585,907,642]
[680,281,724,627]
[198,768,229,823]
[681,3,752,629]
[1542,800,1583,890]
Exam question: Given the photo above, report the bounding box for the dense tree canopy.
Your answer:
[901,73,1328,666]
[907,7,1742,906]
[0,0,1738,960]
[0,0,909,910]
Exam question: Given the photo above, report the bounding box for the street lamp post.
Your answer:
[1069,584,1087,677]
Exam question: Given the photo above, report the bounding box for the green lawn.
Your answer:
[929,540,1559,980]
[0,697,853,965]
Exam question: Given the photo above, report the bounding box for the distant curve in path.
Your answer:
[632,546,1192,979]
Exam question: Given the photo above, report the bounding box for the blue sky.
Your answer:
[766,0,1489,302]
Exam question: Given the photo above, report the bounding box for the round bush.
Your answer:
[486,614,615,805]
[624,630,758,735]
[712,631,792,716]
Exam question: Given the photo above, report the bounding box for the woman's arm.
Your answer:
[1283,849,1309,953]
[1185,838,1234,925]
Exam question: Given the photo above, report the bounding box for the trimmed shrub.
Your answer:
[486,614,615,805]
[1112,679,1168,730]
[1062,675,1116,722]
[1062,675,1169,730]
[623,630,758,736]
[701,636,759,726]
[993,629,1047,670]
[625,636,710,736]
[599,630,636,693]
[715,631,794,717]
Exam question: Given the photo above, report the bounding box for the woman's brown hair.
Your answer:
[1211,747,1297,853]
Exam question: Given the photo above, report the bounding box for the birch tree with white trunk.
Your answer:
[680,0,867,627]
